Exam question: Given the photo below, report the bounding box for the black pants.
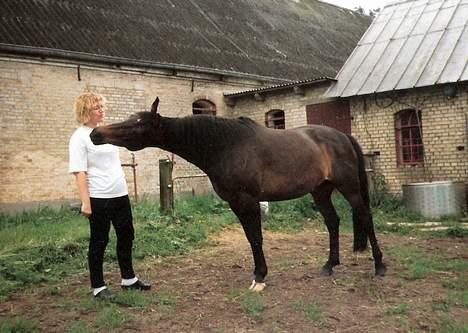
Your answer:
[88,195,135,288]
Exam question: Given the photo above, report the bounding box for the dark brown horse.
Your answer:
[90,97,386,291]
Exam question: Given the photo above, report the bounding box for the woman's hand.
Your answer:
[74,171,92,218]
[81,202,92,217]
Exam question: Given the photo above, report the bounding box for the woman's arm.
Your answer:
[73,171,92,217]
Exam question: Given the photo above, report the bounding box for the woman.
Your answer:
[69,92,150,300]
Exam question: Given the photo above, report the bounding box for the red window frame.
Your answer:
[192,99,216,116]
[265,109,285,129]
[395,109,424,166]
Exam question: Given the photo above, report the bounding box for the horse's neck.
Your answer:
[158,116,225,172]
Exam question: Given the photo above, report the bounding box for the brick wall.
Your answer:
[230,82,333,129]
[2,56,466,211]
[350,84,468,193]
[0,58,265,211]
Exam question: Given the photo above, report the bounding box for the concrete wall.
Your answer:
[0,57,266,211]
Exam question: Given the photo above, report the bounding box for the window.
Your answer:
[192,99,216,115]
[395,109,423,165]
[265,109,285,129]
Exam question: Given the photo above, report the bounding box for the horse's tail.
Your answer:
[347,134,369,251]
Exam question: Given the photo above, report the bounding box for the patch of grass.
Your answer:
[115,289,177,312]
[95,304,133,330]
[228,285,267,318]
[115,289,149,307]
[0,191,464,302]
[388,245,434,280]
[149,291,177,313]
[447,290,468,308]
[0,195,235,299]
[439,315,468,333]
[65,320,93,333]
[431,299,450,312]
[385,302,410,315]
[264,196,319,232]
[293,298,323,322]
[0,316,40,333]
[441,226,468,238]
[239,292,265,318]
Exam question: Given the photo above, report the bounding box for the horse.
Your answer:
[90,97,386,291]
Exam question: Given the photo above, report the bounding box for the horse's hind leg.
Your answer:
[339,188,386,276]
[229,196,267,291]
[312,182,340,276]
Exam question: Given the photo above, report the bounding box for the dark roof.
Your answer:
[0,0,371,81]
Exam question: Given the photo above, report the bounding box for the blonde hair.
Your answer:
[73,92,106,123]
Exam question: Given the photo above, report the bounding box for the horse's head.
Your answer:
[90,97,161,151]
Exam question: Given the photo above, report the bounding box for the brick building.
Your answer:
[326,0,468,193]
[0,0,370,211]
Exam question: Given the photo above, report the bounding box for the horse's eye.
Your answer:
[136,119,141,123]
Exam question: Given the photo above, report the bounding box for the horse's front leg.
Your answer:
[229,197,267,292]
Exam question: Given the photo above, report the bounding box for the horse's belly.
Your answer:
[259,175,322,201]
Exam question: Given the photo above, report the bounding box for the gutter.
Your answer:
[0,43,289,83]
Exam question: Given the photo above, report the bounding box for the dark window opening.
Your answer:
[265,109,285,129]
[395,109,423,165]
[192,99,216,115]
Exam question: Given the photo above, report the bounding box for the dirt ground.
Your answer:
[1,225,467,332]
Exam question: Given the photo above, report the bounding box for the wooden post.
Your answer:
[159,159,174,214]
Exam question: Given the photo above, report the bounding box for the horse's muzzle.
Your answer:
[90,128,105,145]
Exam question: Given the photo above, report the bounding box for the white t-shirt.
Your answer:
[69,125,128,198]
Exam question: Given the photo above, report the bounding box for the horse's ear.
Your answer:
[151,97,159,115]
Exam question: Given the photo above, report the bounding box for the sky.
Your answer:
[319,0,391,13]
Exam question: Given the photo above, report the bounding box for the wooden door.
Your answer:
[306,100,351,134]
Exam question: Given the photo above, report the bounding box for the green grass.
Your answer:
[388,244,468,281]
[439,316,468,333]
[0,195,235,299]
[239,292,265,317]
[95,304,133,330]
[227,286,266,318]
[65,321,93,333]
[293,298,323,322]
[385,302,410,316]
[0,316,40,333]
[0,186,465,301]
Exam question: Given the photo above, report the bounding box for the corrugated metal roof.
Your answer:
[326,0,468,97]
[224,77,335,97]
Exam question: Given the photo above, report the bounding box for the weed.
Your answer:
[0,316,40,333]
[95,304,133,330]
[388,245,436,280]
[431,300,450,312]
[293,298,323,322]
[439,315,468,333]
[65,320,92,333]
[441,227,468,238]
[240,292,265,317]
[115,289,149,307]
[385,302,410,315]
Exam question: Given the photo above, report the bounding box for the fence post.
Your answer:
[159,159,174,214]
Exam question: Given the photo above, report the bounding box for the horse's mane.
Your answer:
[166,115,259,146]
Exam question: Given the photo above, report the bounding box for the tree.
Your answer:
[369,8,381,17]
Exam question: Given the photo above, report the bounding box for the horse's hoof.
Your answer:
[320,267,333,276]
[249,280,266,292]
[375,264,387,277]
